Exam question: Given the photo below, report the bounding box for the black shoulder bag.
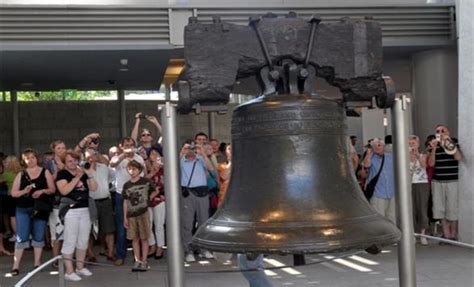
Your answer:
[28,169,53,219]
[363,155,385,201]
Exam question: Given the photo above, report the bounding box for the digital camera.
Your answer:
[81,162,91,170]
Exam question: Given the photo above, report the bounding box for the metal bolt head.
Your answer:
[269,70,280,80]
[299,68,309,78]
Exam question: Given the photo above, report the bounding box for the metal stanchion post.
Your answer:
[162,85,185,287]
[58,256,65,287]
[392,95,416,287]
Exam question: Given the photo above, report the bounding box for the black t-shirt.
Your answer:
[56,170,89,209]
[17,168,49,208]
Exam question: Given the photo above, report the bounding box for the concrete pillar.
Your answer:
[457,0,474,244]
[118,89,127,138]
[411,49,458,140]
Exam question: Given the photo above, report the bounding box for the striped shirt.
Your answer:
[433,142,459,181]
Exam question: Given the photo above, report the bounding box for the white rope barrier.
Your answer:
[414,233,474,249]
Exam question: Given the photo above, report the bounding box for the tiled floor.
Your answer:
[1,243,473,287]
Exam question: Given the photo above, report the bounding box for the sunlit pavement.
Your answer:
[1,243,473,287]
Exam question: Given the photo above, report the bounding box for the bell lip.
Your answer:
[192,231,401,254]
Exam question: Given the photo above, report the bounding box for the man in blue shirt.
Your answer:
[363,138,396,223]
[180,142,215,262]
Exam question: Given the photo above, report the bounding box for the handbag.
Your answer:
[32,196,53,220]
[363,155,385,200]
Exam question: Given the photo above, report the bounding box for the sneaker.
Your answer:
[200,250,214,259]
[76,268,93,277]
[132,261,142,272]
[139,261,150,272]
[8,235,16,243]
[185,253,196,263]
[420,237,428,245]
[65,272,82,282]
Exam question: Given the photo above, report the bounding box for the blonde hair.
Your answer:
[3,155,22,174]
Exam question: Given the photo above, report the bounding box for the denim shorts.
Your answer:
[15,207,47,249]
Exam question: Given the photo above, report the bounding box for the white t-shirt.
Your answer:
[410,155,428,184]
[113,154,145,194]
[89,163,114,200]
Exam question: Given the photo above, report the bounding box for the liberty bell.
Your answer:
[189,15,400,254]
[192,93,400,254]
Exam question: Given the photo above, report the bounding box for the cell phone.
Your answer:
[435,133,441,142]
[139,115,149,119]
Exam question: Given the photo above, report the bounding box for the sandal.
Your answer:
[10,269,19,276]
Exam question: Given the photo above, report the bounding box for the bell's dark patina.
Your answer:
[192,93,401,254]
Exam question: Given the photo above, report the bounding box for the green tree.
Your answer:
[17,90,115,101]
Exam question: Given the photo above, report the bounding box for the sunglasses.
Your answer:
[142,133,151,137]
[436,129,446,134]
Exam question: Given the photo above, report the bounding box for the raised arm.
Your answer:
[131,113,142,144]
[147,115,162,139]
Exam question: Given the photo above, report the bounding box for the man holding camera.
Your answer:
[83,149,116,262]
[110,137,145,266]
[428,125,463,241]
[75,133,109,165]
[362,138,396,224]
[180,142,215,262]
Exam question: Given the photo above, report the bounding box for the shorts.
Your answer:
[126,212,150,241]
[432,180,458,221]
[61,208,91,254]
[95,198,115,237]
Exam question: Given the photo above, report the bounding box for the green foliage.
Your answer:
[17,90,115,101]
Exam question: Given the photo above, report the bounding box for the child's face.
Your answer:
[127,166,140,177]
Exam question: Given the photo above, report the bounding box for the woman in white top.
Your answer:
[409,135,430,245]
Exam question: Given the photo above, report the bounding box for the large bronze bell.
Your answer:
[193,93,400,254]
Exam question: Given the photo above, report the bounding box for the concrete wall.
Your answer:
[412,48,459,140]
[0,101,233,156]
